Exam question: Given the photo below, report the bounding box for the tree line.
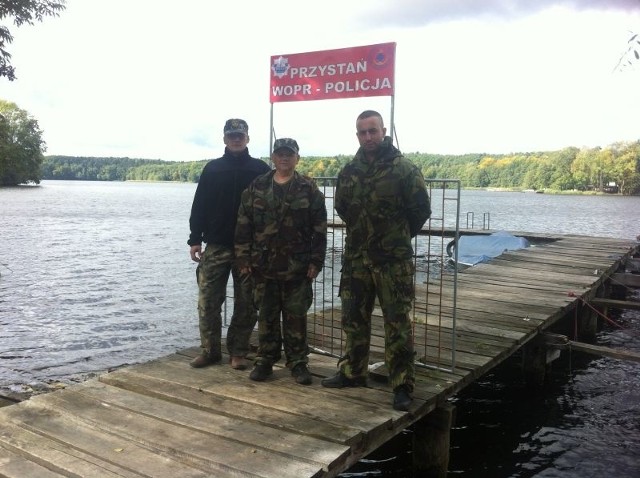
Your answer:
[3,97,638,193]
[40,155,207,182]
[406,142,640,195]
[40,140,640,195]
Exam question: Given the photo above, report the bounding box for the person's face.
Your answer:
[271,149,299,175]
[356,116,386,154]
[223,132,249,154]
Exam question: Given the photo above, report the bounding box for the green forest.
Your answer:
[41,140,640,194]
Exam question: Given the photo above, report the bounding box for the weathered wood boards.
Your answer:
[0,234,636,477]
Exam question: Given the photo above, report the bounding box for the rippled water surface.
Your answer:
[1,181,200,390]
[1,181,639,477]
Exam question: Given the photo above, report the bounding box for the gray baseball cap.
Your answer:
[273,137,299,153]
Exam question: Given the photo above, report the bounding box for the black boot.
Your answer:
[292,363,313,385]
[320,371,367,388]
[249,362,273,381]
[393,385,412,411]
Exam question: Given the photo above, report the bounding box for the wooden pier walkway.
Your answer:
[0,233,638,477]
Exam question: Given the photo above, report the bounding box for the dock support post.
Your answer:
[579,284,606,341]
[522,336,547,386]
[578,304,598,342]
[412,403,455,478]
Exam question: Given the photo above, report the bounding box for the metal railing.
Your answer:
[465,211,491,230]
[224,178,461,373]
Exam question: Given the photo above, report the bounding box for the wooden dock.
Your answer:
[0,233,638,477]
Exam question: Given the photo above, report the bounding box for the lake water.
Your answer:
[1,180,639,477]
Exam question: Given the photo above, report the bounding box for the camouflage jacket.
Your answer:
[335,136,431,264]
[235,170,327,280]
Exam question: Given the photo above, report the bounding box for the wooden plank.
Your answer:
[498,250,618,269]
[495,253,617,274]
[455,272,592,292]
[416,290,557,321]
[310,313,517,355]
[567,341,640,363]
[124,356,402,433]
[99,365,366,447]
[456,321,526,341]
[542,236,634,250]
[444,299,558,324]
[446,273,585,294]
[26,390,327,478]
[1,405,214,478]
[0,443,79,478]
[590,297,640,311]
[452,273,576,293]
[530,243,630,258]
[108,350,433,449]
[471,260,600,284]
[63,381,350,472]
[460,260,597,284]
[453,284,574,308]
[419,303,549,326]
[309,312,517,364]
[424,276,577,306]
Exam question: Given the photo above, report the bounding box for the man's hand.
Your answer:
[307,264,319,279]
[190,244,202,262]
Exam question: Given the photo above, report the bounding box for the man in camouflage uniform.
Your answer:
[187,119,271,370]
[321,110,431,411]
[235,138,327,385]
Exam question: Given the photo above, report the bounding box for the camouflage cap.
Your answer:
[224,118,248,135]
[273,137,299,154]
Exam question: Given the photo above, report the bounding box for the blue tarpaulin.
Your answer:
[448,231,530,266]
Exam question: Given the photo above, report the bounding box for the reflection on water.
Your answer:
[1,181,639,477]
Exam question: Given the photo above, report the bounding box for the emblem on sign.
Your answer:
[271,56,290,79]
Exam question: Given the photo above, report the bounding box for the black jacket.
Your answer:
[188,148,271,248]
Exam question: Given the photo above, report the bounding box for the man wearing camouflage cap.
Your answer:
[321,110,431,411]
[187,119,271,370]
[235,138,327,385]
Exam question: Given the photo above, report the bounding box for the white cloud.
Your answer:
[0,0,638,161]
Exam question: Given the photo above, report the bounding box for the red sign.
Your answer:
[270,42,395,103]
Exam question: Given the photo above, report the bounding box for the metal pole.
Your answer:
[269,103,274,167]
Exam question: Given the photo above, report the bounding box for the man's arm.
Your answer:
[187,169,208,249]
[405,165,432,237]
[234,188,254,275]
[309,186,328,272]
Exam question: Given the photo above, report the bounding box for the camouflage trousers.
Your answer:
[253,275,312,369]
[196,244,257,358]
[337,257,416,392]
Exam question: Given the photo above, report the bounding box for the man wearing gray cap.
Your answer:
[187,118,271,370]
[235,138,327,385]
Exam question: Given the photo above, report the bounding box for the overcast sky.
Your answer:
[1,0,639,161]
